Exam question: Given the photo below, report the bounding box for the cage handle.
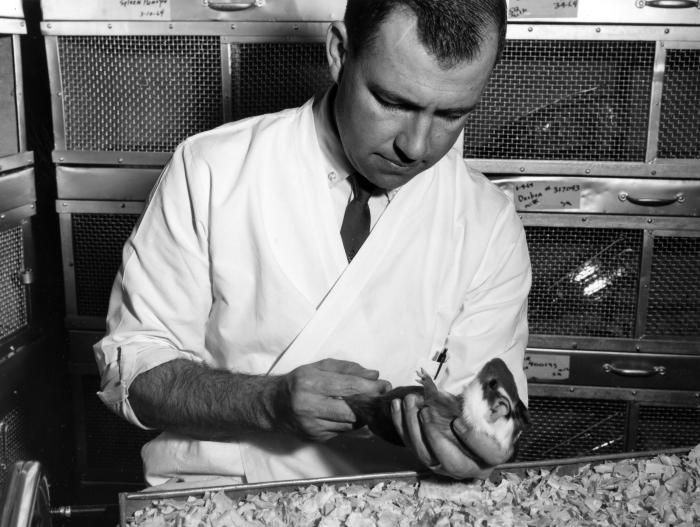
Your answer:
[618,192,685,207]
[636,0,700,7]
[206,0,264,12]
[603,363,667,377]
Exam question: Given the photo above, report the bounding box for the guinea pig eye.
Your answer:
[488,379,499,389]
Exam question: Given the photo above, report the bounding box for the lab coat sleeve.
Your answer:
[443,199,531,405]
[93,140,213,429]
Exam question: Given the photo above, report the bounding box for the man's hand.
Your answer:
[390,393,493,480]
[271,358,392,442]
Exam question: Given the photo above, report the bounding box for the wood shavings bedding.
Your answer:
[127,444,700,526]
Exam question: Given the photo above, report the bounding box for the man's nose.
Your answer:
[394,114,431,164]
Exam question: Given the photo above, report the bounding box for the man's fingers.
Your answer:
[403,395,438,466]
[313,370,391,397]
[315,359,383,381]
[390,398,406,443]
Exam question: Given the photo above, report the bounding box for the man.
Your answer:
[94,0,530,487]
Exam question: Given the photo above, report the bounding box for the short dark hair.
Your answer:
[344,0,506,68]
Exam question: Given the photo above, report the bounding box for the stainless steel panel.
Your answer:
[0,169,36,213]
[0,2,23,20]
[40,0,346,22]
[492,176,700,215]
[0,35,19,158]
[524,349,700,390]
[0,152,33,173]
[56,166,161,201]
[506,0,700,25]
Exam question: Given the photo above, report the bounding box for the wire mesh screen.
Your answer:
[525,226,642,338]
[515,396,627,461]
[0,408,31,498]
[658,49,700,160]
[230,42,332,120]
[72,213,140,317]
[0,35,19,157]
[634,405,700,451]
[646,235,700,339]
[464,40,654,161]
[0,226,27,341]
[58,35,222,152]
[82,376,158,477]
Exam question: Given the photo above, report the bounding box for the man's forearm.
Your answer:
[128,359,280,441]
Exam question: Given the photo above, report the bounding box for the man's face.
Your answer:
[333,9,499,191]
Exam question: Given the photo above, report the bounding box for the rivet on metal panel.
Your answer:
[230,24,236,30]
[585,169,591,175]
[581,217,587,222]
[47,23,52,29]
[118,158,124,164]
[595,27,601,33]
[677,194,686,203]
[59,157,64,162]
[665,28,670,34]
[631,390,637,396]
[647,218,653,224]
[569,387,575,392]
[20,21,25,27]
[695,393,699,398]
[20,269,35,286]
[528,27,533,32]
[120,203,126,209]
[571,342,578,349]
[108,23,113,29]
[62,202,67,207]
[519,167,525,173]
[293,25,300,31]
[635,345,641,351]
[29,204,35,209]
[0,214,5,220]
[169,24,174,29]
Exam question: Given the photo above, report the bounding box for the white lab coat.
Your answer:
[94,99,531,486]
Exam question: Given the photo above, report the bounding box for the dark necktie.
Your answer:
[340,173,373,262]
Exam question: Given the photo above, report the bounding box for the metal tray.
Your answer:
[119,447,692,526]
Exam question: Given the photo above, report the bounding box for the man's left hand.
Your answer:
[390,393,493,480]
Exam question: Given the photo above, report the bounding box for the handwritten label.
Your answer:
[524,353,570,381]
[117,0,171,19]
[514,180,581,210]
[508,0,578,19]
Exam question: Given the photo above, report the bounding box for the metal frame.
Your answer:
[40,23,700,170]
[0,168,36,214]
[522,213,700,355]
[56,166,161,201]
[0,23,28,163]
[0,204,38,356]
[56,200,145,327]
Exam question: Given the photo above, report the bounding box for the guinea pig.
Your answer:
[343,357,530,467]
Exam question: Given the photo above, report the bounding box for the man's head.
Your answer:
[326,0,505,191]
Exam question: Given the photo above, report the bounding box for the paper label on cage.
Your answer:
[524,353,570,381]
[117,0,171,19]
[508,0,579,19]
[514,181,581,210]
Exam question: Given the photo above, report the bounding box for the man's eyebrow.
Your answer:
[370,84,474,115]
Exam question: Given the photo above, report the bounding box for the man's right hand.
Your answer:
[270,358,392,442]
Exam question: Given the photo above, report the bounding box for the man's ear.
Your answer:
[326,21,348,83]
